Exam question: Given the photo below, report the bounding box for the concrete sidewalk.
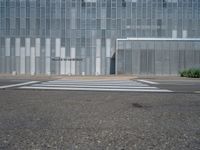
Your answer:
[0,74,137,81]
[0,74,199,81]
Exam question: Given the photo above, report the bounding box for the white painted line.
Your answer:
[41,83,147,86]
[19,86,173,92]
[0,81,39,89]
[46,80,135,83]
[32,84,157,89]
[49,79,132,81]
[137,80,159,85]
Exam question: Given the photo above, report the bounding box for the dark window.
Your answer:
[163,0,167,8]
[122,0,126,7]
[82,0,86,7]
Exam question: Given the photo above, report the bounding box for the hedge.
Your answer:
[179,68,200,78]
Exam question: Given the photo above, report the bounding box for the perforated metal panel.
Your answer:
[116,39,200,75]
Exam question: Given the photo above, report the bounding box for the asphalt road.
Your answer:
[0,78,200,93]
[0,79,30,86]
[149,79,200,93]
[0,78,200,149]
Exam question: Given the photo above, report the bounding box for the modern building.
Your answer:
[0,0,200,75]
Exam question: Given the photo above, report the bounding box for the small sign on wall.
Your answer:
[51,57,83,61]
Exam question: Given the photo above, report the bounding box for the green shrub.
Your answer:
[179,68,200,78]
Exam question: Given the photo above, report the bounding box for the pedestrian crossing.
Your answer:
[19,80,172,93]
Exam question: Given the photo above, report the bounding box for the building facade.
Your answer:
[0,0,200,75]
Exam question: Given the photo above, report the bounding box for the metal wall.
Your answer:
[1,0,200,75]
[0,37,112,75]
[116,39,200,75]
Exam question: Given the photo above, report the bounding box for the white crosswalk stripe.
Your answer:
[19,80,172,92]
